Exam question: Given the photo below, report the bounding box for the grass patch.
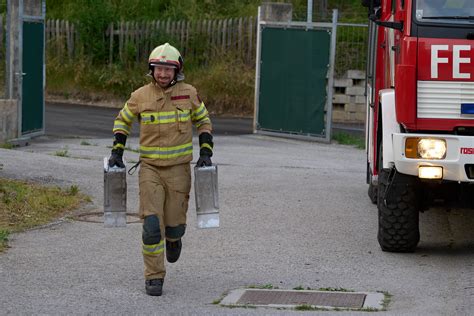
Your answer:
[0,229,10,252]
[0,178,87,252]
[80,140,91,146]
[332,132,365,149]
[0,143,14,149]
[54,147,70,157]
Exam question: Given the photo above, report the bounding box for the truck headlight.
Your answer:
[405,138,446,159]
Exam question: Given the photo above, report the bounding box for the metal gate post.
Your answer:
[324,9,339,143]
[253,6,262,134]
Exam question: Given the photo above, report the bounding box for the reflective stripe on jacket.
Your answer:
[112,82,212,167]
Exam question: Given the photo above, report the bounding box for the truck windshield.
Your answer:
[415,0,474,24]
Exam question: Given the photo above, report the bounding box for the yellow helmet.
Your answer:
[148,43,184,83]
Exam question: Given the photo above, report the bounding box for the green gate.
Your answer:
[4,0,45,140]
[22,20,44,134]
[255,11,338,142]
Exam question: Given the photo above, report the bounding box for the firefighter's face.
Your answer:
[153,65,176,88]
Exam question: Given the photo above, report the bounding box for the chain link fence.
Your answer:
[335,22,368,78]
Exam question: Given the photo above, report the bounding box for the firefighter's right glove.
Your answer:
[109,148,125,168]
[109,133,127,168]
[196,132,213,167]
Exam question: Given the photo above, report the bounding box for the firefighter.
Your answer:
[108,43,213,296]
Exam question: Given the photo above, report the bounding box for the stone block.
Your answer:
[347,70,366,80]
[344,103,358,112]
[331,110,346,122]
[356,103,367,113]
[333,94,350,104]
[333,78,353,88]
[0,99,18,143]
[355,95,367,104]
[346,86,366,96]
[355,111,367,122]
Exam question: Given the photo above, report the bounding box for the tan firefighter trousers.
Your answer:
[139,161,191,280]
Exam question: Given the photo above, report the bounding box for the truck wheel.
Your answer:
[377,147,420,252]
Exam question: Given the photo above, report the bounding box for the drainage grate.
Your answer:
[74,212,141,224]
[236,289,365,309]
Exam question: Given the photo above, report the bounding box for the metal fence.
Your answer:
[1,14,5,99]
[335,22,368,78]
[45,17,257,66]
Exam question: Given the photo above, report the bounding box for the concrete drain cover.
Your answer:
[74,212,141,224]
[220,289,385,311]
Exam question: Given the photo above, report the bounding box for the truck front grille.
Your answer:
[417,81,474,119]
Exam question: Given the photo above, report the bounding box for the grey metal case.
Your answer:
[194,165,219,228]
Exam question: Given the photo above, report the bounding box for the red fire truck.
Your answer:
[362,0,474,252]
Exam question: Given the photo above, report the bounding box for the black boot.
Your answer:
[166,239,182,263]
[145,278,164,296]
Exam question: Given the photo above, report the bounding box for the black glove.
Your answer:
[108,133,127,168]
[196,132,213,167]
[109,148,125,168]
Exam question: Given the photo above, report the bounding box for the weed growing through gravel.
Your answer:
[248,284,277,289]
[54,146,70,157]
[318,287,354,292]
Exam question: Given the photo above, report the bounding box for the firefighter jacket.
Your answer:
[113,81,212,167]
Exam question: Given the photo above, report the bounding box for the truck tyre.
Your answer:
[377,146,420,252]
[368,180,377,204]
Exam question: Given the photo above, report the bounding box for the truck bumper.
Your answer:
[392,133,474,182]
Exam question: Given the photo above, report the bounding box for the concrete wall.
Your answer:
[260,2,293,22]
[0,99,18,143]
[332,70,366,124]
[23,0,43,17]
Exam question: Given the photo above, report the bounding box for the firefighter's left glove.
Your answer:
[196,132,213,167]
[109,148,125,168]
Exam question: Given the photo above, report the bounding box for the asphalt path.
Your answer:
[45,102,254,138]
[45,102,364,139]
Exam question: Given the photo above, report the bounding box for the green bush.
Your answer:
[69,1,114,64]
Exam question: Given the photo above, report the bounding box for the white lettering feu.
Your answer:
[431,45,449,79]
[453,45,471,79]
